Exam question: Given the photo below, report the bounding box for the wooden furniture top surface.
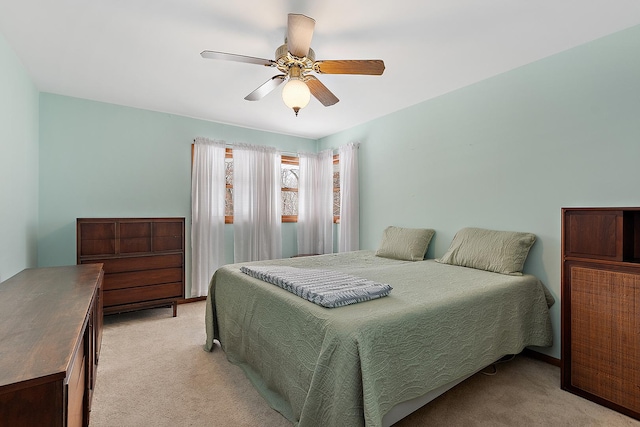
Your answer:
[76,217,185,221]
[562,207,640,211]
[0,264,102,390]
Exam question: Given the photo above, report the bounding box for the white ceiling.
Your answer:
[1,1,640,140]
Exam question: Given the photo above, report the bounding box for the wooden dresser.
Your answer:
[0,264,103,427]
[77,217,185,317]
[561,207,640,420]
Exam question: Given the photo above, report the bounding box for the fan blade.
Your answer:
[287,14,315,58]
[314,60,385,75]
[244,75,286,101]
[200,50,275,67]
[304,76,339,106]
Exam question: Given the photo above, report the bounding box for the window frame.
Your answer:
[281,155,299,223]
[224,148,233,224]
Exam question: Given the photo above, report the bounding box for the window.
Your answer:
[224,149,233,220]
[281,155,299,223]
[333,155,340,223]
[194,145,339,224]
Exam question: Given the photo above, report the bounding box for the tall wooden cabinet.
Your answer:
[561,207,640,420]
[0,264,103,427]
[77,217,185,316]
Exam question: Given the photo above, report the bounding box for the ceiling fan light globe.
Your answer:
[282,79,311,114]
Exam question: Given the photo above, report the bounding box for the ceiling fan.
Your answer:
[201,13,385,116]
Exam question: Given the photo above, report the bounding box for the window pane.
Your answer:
[333,162,340,218]
[225,158,233,186]
[225,188,233,216]
[282,162,299,217]
[282,165,299,189]
[333,190,340,217]
[282,190,298,215]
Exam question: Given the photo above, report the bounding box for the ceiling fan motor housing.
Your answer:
[275,44,315,75]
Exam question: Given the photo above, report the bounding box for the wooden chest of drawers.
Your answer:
[77,217,185,316]
[0,264,103,427]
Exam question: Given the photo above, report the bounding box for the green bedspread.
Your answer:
[204,251,553,427]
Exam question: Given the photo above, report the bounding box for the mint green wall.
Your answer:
[0,32,39,282]
[38,94,315,296]
[319,24,640,359]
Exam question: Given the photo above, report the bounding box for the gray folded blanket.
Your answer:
[240,265,392,308]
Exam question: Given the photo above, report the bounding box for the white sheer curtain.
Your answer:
[297,150,334,255]
[191,137,226,297]
[233,143,282,262]
[339,142,360,252]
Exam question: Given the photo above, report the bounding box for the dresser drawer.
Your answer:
[103,267,182,290]
[82,253,182,273]
[67,335,86,427]
[104,282,183,307]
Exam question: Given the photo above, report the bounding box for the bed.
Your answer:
[204,227,554,426]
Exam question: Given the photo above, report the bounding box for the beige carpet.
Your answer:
[90,301,639,427]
